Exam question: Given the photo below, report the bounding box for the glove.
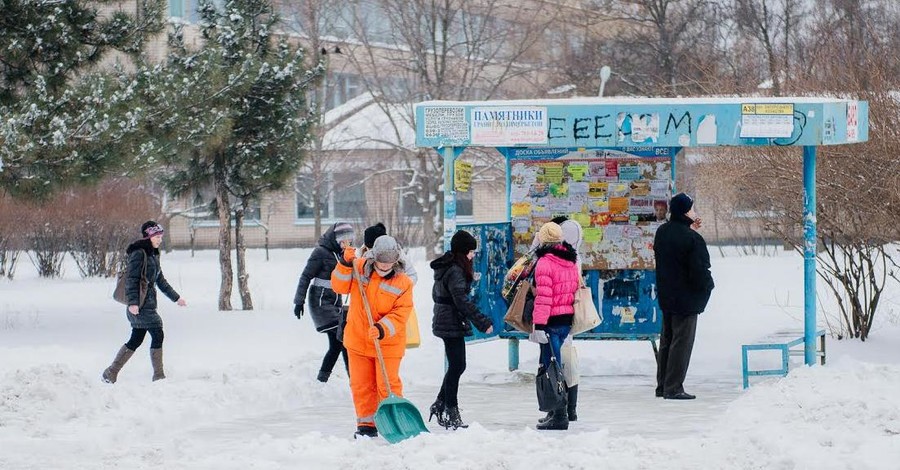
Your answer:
[293,304,303,319]
[528,329,549,344]
[368,324,385,340]
[339,246,356,266]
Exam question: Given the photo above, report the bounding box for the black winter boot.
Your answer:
[537,410,554,424]
[354,425,378,439]
[317,370,331,383]
[429,399,447,427]
[445,407,469,430]
[567,385,578,422]
[536,406,569,430]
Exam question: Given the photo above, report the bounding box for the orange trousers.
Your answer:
[348,351,403,426]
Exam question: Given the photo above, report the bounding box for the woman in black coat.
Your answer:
[102,221,187,384]
[429,230,493,429]
[293,222,355,382]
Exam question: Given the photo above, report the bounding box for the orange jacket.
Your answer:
[332,254,414,358]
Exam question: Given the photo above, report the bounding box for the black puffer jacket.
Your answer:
[125,238,180,329]
[294,224,344,332]
[653,214,715,315]
[430,252,492,338]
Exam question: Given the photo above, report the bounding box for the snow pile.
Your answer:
[1,247,899,469]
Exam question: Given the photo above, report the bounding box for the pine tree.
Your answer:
[138,0,322,310]
[0,0,165,199]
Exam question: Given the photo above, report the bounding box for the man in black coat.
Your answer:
[653,193,715,400]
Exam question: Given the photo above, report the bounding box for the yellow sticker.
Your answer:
[742,103,793,115]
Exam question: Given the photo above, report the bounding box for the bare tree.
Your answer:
[732,0,806,95]
[595,0,715,96]
[334,0,558,254]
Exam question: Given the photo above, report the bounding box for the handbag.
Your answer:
[113,250,148,306]
[561,338,579,387]
[570,283,601,335]
[536,356,567,412]
[405,308,421,348]
[503,280,533,333]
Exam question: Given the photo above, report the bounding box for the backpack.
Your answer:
[113,250,148,306]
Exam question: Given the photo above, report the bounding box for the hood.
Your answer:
[560,220,583,250]
[126,238,159,256]
[317,224,342,253]
[430,252,456,281]
[534,242,577,263]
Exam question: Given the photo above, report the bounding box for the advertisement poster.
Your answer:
[509,151,672,270]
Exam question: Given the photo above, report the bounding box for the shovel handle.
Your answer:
[352,262,394,396]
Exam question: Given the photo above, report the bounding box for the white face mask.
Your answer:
[375,266,393,277]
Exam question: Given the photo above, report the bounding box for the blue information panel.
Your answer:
[459,222,661,341]
[458,223,514,341]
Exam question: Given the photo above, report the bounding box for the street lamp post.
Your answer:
[598,65,611,97]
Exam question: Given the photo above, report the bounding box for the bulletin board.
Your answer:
[508,150,672,270]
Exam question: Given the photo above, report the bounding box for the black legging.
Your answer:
[436,337,467,408]
[125,327,164,350]
[320,329,349,374]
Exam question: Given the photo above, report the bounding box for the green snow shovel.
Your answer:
[352,265,429,444]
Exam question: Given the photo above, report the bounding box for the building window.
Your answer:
[456,189,474,219]
[295,172,366,223]
[189,186,261,225]
[327,73,364,110]
[333,173,367,220]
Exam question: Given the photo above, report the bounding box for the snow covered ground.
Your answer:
[2,247,900,469]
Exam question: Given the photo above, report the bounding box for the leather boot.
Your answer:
[537,410,554,424]
[429,399,447,427]
[536,406,569,430]
[445,406,469,430]
[102,345,135,384]
[150,348,165,381]
[567,385,578,422]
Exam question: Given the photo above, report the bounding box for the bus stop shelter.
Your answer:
[414,97,869,371]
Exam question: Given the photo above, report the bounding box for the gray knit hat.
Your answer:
[370,235,401,264]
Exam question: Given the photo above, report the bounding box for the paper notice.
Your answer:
[609,197,629,214]
[567,163,589,181]
[511,202,532,217]
[583,227,603,243]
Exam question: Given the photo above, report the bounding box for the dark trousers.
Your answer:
[539,324,571,370]
[320,329,349,374]
[656,312,698,396]
[125,327,164,350]
[437,337,467,408]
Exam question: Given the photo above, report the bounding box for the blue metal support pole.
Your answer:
[802,146,817,366]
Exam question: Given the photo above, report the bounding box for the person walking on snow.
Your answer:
[357,222,418,284]
[653,193,715,400]
[293,222,355,382]
[332,235,414,439]
[529,222,580,430]
[102,221,187,383]
[429,230,494,430]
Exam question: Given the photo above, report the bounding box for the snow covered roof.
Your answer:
[416,96,861,107]
[322,92,416,151]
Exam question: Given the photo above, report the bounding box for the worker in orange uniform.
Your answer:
[331,235,415,439]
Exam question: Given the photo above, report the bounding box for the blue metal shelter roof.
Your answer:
[414,97,868,149]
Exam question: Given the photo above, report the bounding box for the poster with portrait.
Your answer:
[509,151,672,270]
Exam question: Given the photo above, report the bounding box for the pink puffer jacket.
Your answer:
[532,243,580,327]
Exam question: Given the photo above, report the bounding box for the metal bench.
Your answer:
[741,329,826,389]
